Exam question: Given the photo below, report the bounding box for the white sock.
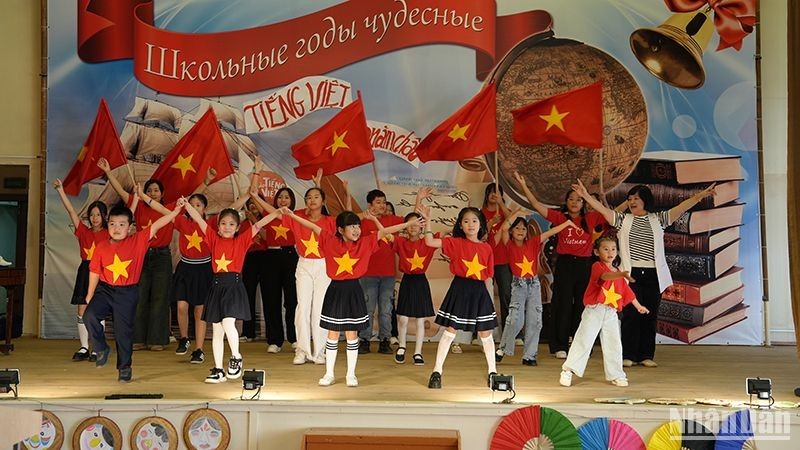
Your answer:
[397,315,408,349]
[212,322,225,368]
[325,339,338,377]
[346,339,359,377]
[414,318,425,355]
[433,330,456,374]
[77,316,89,350]
[481,335,497,374]
[222,318,240,358]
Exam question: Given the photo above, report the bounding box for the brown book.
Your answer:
[658,285,745,327]
[608,181,740,211]
[662,266,743,305]
[663,226,741,254]
[657,304,747,344]
[669,203,744,234]
[626,151,742,185]
[666,239,740,281]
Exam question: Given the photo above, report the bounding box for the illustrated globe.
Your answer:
[483,35,647,207]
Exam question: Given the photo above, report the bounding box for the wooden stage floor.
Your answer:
[3,338,799,405]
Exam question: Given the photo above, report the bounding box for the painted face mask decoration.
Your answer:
[188,417,222,450]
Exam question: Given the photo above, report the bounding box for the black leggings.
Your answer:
[548,255,591,353]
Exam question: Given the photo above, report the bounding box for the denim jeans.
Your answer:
[499,276,542,361]
[359,276,394,340]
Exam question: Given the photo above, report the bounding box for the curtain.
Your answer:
[788,0,800,351]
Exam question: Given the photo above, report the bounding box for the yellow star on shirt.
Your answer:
[214,253,233,272]
[105,254,132,283]
[334,251,359,276]
[539,105,570,132]
[272,224,290,240]
[515,255,535,278]
[301,232,321,257]
[83,241,96,260]
[602,283,623,309]
[447,123,470,142]
[462,253,487,279]
[406,250,427,272]
[171,153,197,179]
[185,230,204,252]
[325,131,350,156]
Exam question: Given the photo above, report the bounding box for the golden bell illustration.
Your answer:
[629,7,714,89]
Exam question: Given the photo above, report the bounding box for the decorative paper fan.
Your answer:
[647,398,698,406]
[695,399,734,407]
[715,410,757,450]
[578,417,645,450]
[490,405,581,450]
[772,401,800,409]
[648,420,715,450]
[594,397,647,405]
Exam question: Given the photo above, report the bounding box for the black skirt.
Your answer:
[435,276,497,332]
[171,259,213,306]
[396,273,434,318]
[202,272,251,323]
[71,260,90,305]
[319,279,369,331]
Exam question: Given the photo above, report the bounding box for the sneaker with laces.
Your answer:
[394,347,406,364]
[118,367,132,383]
[495,350,504,363]
[175,338,190,355]
[612,378,629,387]
[522,358,538,366]
[413,354,424,365]
[559,370,573,387]
[346,375,359,387]
[378,338,392,354]
[205,368,227,384]
[450,344,462,354]
[267,344,281,353]
[358,339,370,354]
[227,356,243,379]
[427,371,442,389]
[95,348,111,368]
[189,349,205,364]
[555,350,567,359]
[292,349,307,365]
[318,374,336,386]
[72,347,90,362]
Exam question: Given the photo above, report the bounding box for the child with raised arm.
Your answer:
[495,210,578,366]
[282,208,418,387]
[559,234,650,388]
[184,202,280,383]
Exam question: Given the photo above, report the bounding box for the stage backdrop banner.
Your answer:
[44,0,762,345]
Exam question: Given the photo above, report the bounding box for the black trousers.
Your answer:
[242,250,268,339]
[494,264,512,328]
[548,255,591,353]
[84,283,138,370]
[622,267,660,361]
[263,247,299,345]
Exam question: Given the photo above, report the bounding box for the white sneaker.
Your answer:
[292,350,307,365]
[205,368,227,384]
[514,338,524,346]
[267,344,281,354]
[0,256,12,267]
[312,355,326,365]
[318,374,336,386]
[622,359,634,367]
[559,370,573,387]
[555,351,567,359]
[346,375,359,387]
[227,356,243,379]
[291,342,298,350]
[612,378,629,387]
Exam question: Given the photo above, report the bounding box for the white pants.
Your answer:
[294,257,331,360]
[562,304,626,381]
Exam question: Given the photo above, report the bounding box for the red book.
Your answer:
[291,98,374,180]
[62,99,127,195]
[661,266,743,306]
[657,304,747,344]
[511,81,603,148]
[415,83,497,162]
[151,108,234,202]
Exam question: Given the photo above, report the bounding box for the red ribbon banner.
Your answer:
[77,0,552,96]
[663,0,756,51]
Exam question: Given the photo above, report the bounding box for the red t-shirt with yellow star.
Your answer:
[127,198,176,248]
[392,234,438,274]
[441,237,494,281]
[319,229,380,280]
[546,209,606,257]
[264,218,295,247]
[482,207,509,266]
[362,214,403,277]
[89,226,153,286]
[204,227,255,274]
[583,262,636,311]
[282,209,336,259]
[173,215,216,259]
[506,238,542,279]
[74,223,109,261]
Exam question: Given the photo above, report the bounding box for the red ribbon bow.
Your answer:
[664,0,756,51]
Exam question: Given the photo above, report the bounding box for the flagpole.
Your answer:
[371,160,382,190]
[598,146,605,199]
[125,162,136,188]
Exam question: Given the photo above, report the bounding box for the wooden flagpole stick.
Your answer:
[125,162,136,189]
[598,146,605,199]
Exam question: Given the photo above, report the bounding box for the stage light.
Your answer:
[746,377,771,400]
[241,369,265,400]
[489,373,515,404]
[0,369,20,398]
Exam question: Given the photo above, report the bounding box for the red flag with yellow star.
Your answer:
[511,81,603,149]
[62,99,128,196]
[415,82,497,163]
[291,97,374,180]
[151,108,234,202]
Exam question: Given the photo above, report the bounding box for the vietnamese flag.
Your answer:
[291,97,374,180]
[511,81,604,149]
[151,108,234,202]
[62,99,127,196]
[415,82,497,163]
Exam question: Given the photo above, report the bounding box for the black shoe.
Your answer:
[88,352,98,362]
[378,338,392,354]
[487,371,497,388]
[394,347,406,364]
[118,367,132,383]
[358,339,370,354]
[413,354,424,366]
[522,358,538,366]
[428,371,442,389]
[175,337,190,355]
[189,348,205,364]
[72,347,90,362]
[95,348,111,368]
[495,350,504,363]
